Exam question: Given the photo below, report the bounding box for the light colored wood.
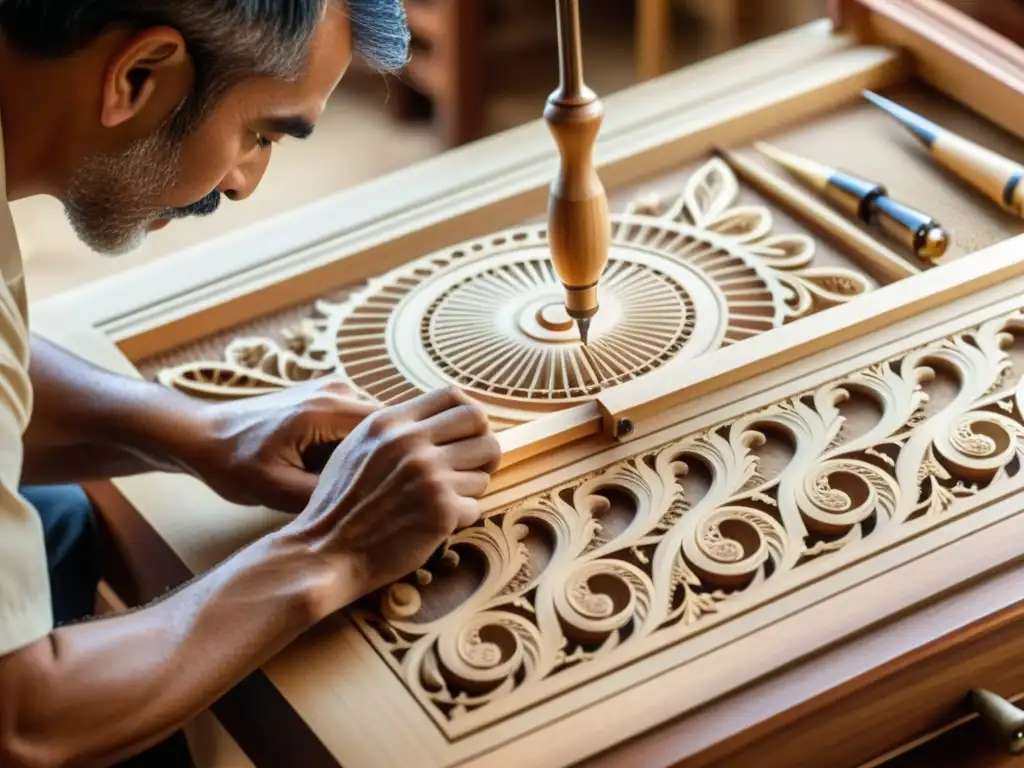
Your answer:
[154,157,871,443]
[26,2,1024,765]
[865,89,1024,217]
[95,581,127,615]
[718,147,919,284]
[35,284,1024,766]
[546,0,611,341]
[184,713,255,768]
[746,142,950,262]
[37,21,905,360]
[485,272,1024,500]
[355,294,1024,747]
[591,234,1024,438]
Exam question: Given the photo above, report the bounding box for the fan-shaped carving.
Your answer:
[158,159,872,428]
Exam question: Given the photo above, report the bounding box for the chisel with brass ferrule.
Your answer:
[864,90,1024,218]
[753,142,950,262]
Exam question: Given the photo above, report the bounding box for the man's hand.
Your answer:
[286,386,502,602]
[0,386,501,767]
[179,377,381,514]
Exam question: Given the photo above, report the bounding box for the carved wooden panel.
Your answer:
[155,159,872,430]
[349,306,1024,738]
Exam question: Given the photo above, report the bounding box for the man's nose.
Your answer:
[218,151,271,202]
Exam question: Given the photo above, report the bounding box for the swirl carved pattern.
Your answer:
[155,159,872,428]
[352,310,1024,733]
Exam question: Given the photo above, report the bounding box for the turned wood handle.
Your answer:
[544,0,610,321]
[971,689,1024,755]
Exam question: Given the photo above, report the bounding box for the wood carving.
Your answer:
[157,159,872,429]
[38,7,1024,763]
[351,307,1023,736]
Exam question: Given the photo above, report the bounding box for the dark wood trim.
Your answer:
[882,706,1024,767]
[83,481,340,768]
[585,584,1024,768]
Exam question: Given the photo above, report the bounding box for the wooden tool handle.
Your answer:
[544,0,610,320]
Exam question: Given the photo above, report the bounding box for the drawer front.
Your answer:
[712,599,1024,768]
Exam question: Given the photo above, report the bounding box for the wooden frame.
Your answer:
[30,2,1024,765]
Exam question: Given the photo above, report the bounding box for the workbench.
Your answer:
[33,1,1024,765]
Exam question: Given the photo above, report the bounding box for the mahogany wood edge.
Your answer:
[907,0,1024,70]
[849,0,1024,137]
[82,481,335,768]
[708,589,1024,767]
[589,581,1024,768]
[836,0,1024,72]
[865,692,1024,767]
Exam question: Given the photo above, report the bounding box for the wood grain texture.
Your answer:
[700,602,1024,767]
[150,157,873,441]
[837,0,1024,141]
[27,2,1024,765]
[346,299,1024,744]
[583,580,1024,768]
[63,272,1024,767]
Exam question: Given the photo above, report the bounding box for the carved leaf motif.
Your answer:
[704,206,774,243]
[747,234,816,270]
[156,362,291,399]
[678,157,739,226]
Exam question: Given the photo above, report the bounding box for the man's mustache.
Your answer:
[166,190,222,219]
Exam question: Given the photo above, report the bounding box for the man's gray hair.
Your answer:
[0,0,410,126]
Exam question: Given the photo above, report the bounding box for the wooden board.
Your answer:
[29,2,1024,766]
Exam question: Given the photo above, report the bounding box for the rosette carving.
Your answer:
[157,159,871,425]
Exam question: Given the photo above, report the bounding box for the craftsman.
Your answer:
[0,2,500,766]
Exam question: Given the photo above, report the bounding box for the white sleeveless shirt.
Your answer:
[0,109,53,655]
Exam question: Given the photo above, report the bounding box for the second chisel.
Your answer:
[754,142,950,262]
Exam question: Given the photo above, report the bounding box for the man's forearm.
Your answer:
[23,336,206,484]
[0,526,346,767]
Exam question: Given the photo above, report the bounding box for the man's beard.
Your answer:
[63,123,222,256]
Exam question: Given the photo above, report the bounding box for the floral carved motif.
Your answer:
[351,309,1024,733]
[156,159,872,428]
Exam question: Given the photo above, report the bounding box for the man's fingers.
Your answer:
[450,470,491,499]
[440,434,502,473]
[386,387,472,424]
[450,495,483,530]
[421,404,492,446]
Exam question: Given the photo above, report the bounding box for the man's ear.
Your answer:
[100,27,193,129]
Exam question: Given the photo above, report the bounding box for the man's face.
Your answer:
[65,6,352,255]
